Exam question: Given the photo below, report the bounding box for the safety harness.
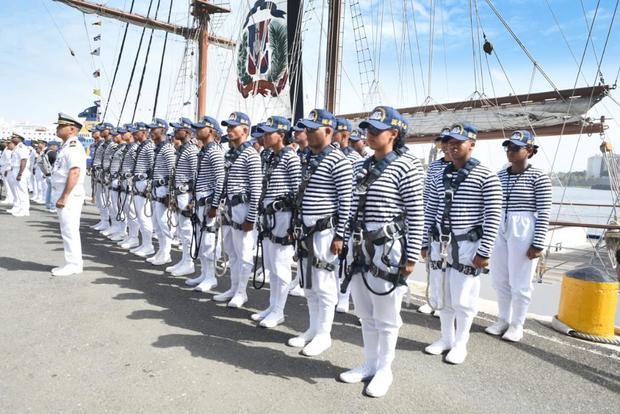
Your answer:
[341,147,409,296]
[291,145,337,289]
[190,142,220,260]
[220,141,252,230]
[429,158,488,277]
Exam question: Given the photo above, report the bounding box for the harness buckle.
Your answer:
[439,233,451,259]
[352,229,364,245]
[293,225,304,240]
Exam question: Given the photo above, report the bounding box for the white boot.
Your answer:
[260,277,289,328]
[365,330,398,397]
[502,324,524,342]
[425,313,455,355]
[172,244,195,276]
[288,298,317,347]
[165,242,188,273]
[252,277,276,321]
[445,314,474,364]
[485,319,509,336]
[213,269,238,302]
[339,324,378,383]
[336,288,350,313]
[194,262,218,292]
[227,271,250,308]
[185,257,208,286]
[151,237,172,265]
[120,237,140,249]
[302,303,334,356]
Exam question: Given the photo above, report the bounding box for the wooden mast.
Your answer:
[53,0,234,118]
[324,0,343,113]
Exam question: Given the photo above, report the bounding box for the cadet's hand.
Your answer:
[241,221,255,232]
[16,174,21,181]
[401,260,415,276]
[330,238,344,256]
[421,248,428,259]
[472,254,489,269]
[527,246,543,260]
[56,196,66,209]
[207,207,217,219]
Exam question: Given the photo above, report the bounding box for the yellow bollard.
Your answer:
[556,266,618,338]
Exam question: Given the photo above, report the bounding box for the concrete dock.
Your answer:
[0,203,618,413]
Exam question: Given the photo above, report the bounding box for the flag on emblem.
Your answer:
[93,34,101,41]
[93,89,101,96]
[91,48,100,56]
[93,69,100,78]
[92,21,102,26]
[78,105,99,121]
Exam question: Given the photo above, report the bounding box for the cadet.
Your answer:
[0,139,15,206]
[185,115,225,292]
[117,126,140,249]
[103,128,127,241]
[350,128,371,158]
[91,124,113,231]
[418,127,451,316]
[486,131,552,342]
[213,112,262,308]
[50,113,87,276]
[288,109,352,356]
[252,116,301,327]
[165,118,199,277]
[146,119,177,266]
[423,123,502,364]
[334,118,362,163]
[339,106,424,397]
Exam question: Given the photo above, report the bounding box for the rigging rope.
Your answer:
[483,0,561,95]
[117,0,156,125]
[131,0,163,122]
[103,0,137,121]
[153,0,174,118]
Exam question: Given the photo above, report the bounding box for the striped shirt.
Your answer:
[342,146,362,164]
[195,141,225,208]
[497,166,552,249]
[423,158,450,205]
[151,142,176,180]
[423,159,502,258]
[120,142,137,174]
[174,142,198,185]
[92,140,108,168]
[300,147,353,237]
[263,147,302,201]
[109,143,125,175]
[351,151,425,262]
[102,142,119,172]
[225,145,262,223]
[133,139,154,176]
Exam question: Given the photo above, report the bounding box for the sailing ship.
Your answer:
[52,0,620,278]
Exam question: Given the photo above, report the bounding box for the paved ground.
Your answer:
[0,202,619,413]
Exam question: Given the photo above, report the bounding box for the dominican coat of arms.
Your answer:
[237,1,289,98]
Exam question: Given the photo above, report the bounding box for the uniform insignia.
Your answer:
[70,141,77,147]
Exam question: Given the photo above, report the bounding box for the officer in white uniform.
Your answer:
[8,133,31,217]
[0,139,15,206]
[51,113,87,277]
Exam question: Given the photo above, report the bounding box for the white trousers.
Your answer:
[109,183,126,234]
[34,169,45,201]
[196,204,217,281]
[489,211,538,327]
[301,215,339,336]
[152,186,173,243]
[133,180,153,247]
[121,183,139,238]
[430,228,482,347]
[94,182,110,224]
[54,192,84,268]
[12,168,30,213]
[222,202,257,295]
[4,171,16,204]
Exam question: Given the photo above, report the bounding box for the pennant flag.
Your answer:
[91,48,100,56]
[93,69,101,78]
[92,21,102,26]
[69,48,75,57]
[78,105,99,121]
[93,34,101,41]
[93,89,101,96]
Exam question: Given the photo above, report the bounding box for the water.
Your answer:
[551,186,617,227]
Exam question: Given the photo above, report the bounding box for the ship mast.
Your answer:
[53,0,235,118]
[324,0,344,113]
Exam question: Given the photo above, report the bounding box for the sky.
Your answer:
[0,0,619,174]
